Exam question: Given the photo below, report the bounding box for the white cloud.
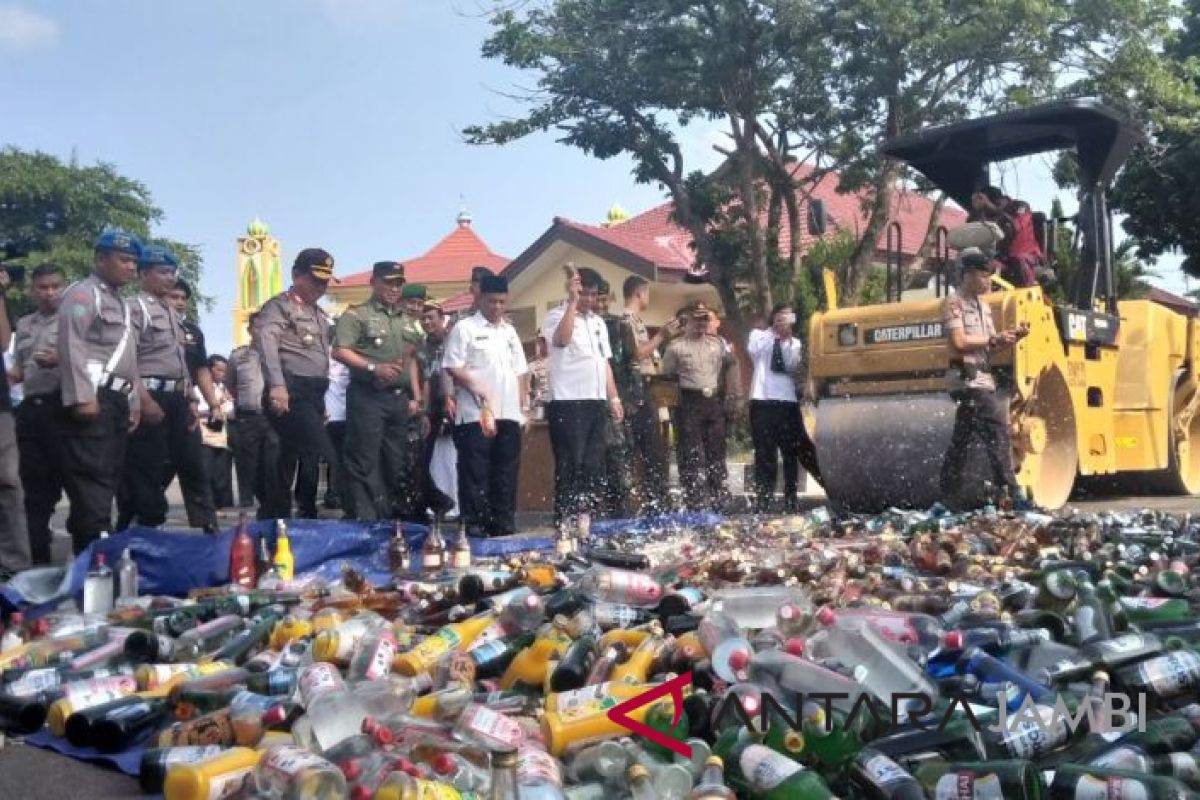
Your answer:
[0,4,59,53]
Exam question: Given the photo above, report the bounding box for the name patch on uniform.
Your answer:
[865,322,943,344]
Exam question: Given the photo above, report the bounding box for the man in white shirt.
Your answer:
[541,266,624,531]
[443,274,529,537]
[746,302,821,512]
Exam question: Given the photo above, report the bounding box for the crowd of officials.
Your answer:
[0,225,1031,579]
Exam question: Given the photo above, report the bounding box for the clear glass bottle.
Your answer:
[83,553,114,615]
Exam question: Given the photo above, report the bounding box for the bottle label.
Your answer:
[1121,598,1170,609]
[261,745,331,776]
[862,753,910,788]
[1094,635,1145,656]
[203,765,255,800]
[999,704,1068,758]
[409,627,461,666]
[469,638,508,664]
[557,695,618,723]
[6,667,62,696]
[1169,753,1200,783]
[361,634,397,681]
[553,682,611,712]
[298,663,343,703]
[461,705,524,749]
[593,603,639,628]
[517,746,562,787]
[1138,651,1200,695]
[106,700,153,722]
[740,745,804,790]
[593,569,662,606]
[159,745,224,766]
[1072,775,1149,800]
[935,772,1003,799]
[64,675,138,704]
[229,691,276,714]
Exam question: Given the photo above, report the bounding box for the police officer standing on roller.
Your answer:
[333,261,423,520]
[58,230,142,553]
[939,248,1031,510]
[256,248,339,519]
[661,302,741,511]
[14,265,65,564]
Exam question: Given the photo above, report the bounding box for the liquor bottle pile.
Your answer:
[3,506,1200,799]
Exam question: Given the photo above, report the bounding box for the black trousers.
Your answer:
[622,398,669,514]
[750,400,802,507]
[454,419,521,536]
[234,411,289,520]
[676,391,727,510]
[939,388,1020,503]
[342,382,410,521]
[269,375,336,518]
[60,389,129,554]
[17,395,64,564]
[547,399,608,525]
[228,421,255,508]
[204,445,235,508]
[601,416,629,519]
[118,389,215,530]
[325,420,346,504]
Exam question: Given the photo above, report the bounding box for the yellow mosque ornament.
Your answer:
[604,203,629,226]
[233,218,283,347]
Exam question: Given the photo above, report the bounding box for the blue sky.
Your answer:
[0,0,1187,355]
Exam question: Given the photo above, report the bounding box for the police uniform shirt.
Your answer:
[662,334,727,391]
[227,345,264,412]
[130,292,189,380]
[333,297,423,389]
[442,311,529,424]
[541,302,611,401]
[255,291,331,387]
[747,328,801,402]
[58,274,140,408]
[621,310,658,376]
[943,293,997,391]
[14,310,60,397]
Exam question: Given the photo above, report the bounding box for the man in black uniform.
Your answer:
[333,261,423,520]
[13,265,65,564]
[162,278,223,531]
[58,230,142,553]
[256,249,338,519]
[228,313,288,518]
[117,249,217,532]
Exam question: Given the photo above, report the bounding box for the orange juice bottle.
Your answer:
[499,623,572,690]
[393,612,495,677]
[542,694,665,756]
[163,746,261,800]
[610,632,666,685]
[544,680,651,713]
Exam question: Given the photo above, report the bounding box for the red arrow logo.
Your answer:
[605,671,693,758]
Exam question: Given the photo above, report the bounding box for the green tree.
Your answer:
[1111,0,1200,276]
[0,148,205,315]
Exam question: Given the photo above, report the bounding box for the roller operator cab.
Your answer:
[809,99,1200,512]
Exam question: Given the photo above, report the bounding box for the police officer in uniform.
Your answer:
[116,246,216,531]
[661,302,741,510]
[333,261,423,520]
[58,230,142,553]
[395,283,431,520]
[939,249,1030,509]
[228,313,289,518]
[256,248,339,519]
[13,265,65,564]
[161,278,222,531]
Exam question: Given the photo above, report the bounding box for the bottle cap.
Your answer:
[627,764,650,781]
[432,754,455,775]
[727,648,750,673]
[943,631,964,650]
[340,759,363,781]
[784,637,805,657]
[705,755,724,769]
[361,717,379,736]
[349,786,371,800]
[815,605,837,626]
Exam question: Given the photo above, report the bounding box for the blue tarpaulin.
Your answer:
[0,511,722,616]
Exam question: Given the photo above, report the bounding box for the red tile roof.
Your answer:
[440,289,475,313]
[544,164,965,275]
[339,222,510,288]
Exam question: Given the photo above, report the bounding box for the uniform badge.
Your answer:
[302,333,315,345]
[185,332,196,344]
[373,337,383,348]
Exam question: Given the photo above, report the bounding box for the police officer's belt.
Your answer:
[100,375,134,395]
[143,377,185,392]
[949,359,990,380]
[681,387,719,399]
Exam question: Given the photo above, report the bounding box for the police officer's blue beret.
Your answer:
[138,244,179,271]
[94,228,143,257]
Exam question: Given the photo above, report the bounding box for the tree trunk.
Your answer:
[907,191,948,274]
[846,94,903,304]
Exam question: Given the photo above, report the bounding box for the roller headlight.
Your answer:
[837,323,858,347]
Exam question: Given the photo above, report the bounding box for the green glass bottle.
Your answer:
[643,699,690,760]
[738,744,836,800]
[800,701,867,770]
[1114,648,1200,701]
[1119,596,1190,625]
[1049,764,1200,800]
[1087,716,1199,769]
[1034,570,1077,613]
[712,726,766,795]
[912,758,1045,800]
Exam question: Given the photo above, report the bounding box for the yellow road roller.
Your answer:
[808,99,1200,511]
